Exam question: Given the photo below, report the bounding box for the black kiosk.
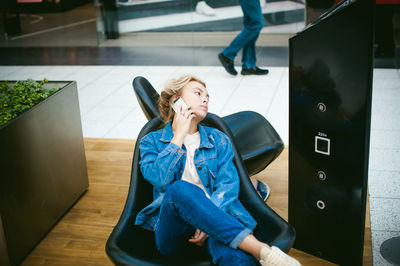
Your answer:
[289,0,374,265]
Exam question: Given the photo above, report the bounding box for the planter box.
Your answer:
[0,81,89,265]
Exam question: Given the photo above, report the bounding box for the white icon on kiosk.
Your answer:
[315,136,331,156]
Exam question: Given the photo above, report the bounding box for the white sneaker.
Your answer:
[259,246,301,266]
[195,1,216,16]
[117,0,135,6]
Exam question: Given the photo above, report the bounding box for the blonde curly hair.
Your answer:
[158,74,206,122]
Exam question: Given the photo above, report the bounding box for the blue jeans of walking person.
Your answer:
[155,180,256,265]
[222,0,264,69]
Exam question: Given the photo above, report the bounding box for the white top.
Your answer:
[181,132,210,198]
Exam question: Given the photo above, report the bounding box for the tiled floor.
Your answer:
[0,65,399,265]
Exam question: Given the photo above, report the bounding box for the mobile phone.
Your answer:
[172,97,188,113]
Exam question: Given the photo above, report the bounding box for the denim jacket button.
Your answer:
[198,166,202,170]
[206,184,209,188]
[177,150,182,154]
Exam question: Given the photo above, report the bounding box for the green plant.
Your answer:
[0,79,59,127]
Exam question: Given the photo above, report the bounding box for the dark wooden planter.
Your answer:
[0,81,89,266]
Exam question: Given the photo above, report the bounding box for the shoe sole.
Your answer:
[241,71,269,75]
[196,10,216,16]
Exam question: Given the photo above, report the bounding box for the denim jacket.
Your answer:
[135,122,257,231]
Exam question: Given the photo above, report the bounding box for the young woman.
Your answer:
[135,75,300,265]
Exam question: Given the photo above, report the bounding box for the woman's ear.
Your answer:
[170,94,181,106]
[171,95,178,102]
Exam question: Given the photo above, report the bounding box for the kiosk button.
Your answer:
[318,171,327,180]
[317,200,326,210]
[317,102,327,112]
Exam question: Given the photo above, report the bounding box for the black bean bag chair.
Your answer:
[105,113,295,265]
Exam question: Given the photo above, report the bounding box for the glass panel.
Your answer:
[305,0,340,25]
[0,0,96,47]
[95,0,306,46]
[305,0,400,69]
[374,3,400,67]
[260,0,305,34]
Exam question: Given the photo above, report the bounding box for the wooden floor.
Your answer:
[21,138,372,265]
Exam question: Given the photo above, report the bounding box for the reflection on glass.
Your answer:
[1,0,96,46]
[305,0,341,25]
[95,0,306,44]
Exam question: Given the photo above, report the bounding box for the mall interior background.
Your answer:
[1,0,398,67]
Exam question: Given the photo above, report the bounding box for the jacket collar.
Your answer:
[160,122,214,149]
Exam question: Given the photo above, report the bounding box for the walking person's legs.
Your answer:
[218,21,260,76]
[242,35,258,69]
[240,0,269,75]
[240,0,263,69]
[220,0,263,63]
[219,0,268,75]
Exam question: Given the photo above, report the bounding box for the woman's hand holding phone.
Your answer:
[171,97,195,147]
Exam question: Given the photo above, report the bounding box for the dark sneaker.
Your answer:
[257,180,270,201]
[218,53,237,76]
[241,67,269,75]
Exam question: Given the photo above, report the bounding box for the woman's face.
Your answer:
[179,81,209,121]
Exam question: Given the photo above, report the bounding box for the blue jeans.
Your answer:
[155,180,256,265]
[222,0,264,69]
